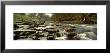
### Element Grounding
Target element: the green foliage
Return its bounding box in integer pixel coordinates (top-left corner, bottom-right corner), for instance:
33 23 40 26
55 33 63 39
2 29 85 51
14 13 97 25
51 13 97 24
14 13 50 25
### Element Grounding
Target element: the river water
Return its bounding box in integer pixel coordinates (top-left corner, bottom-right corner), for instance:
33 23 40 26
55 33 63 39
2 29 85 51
14 24 97 40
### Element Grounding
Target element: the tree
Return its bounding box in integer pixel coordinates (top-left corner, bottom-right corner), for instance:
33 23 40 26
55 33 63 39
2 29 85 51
80 13 97 24
51 13 97 24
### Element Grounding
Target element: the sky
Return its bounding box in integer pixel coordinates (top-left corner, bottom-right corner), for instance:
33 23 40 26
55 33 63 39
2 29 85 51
45 13 53 17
